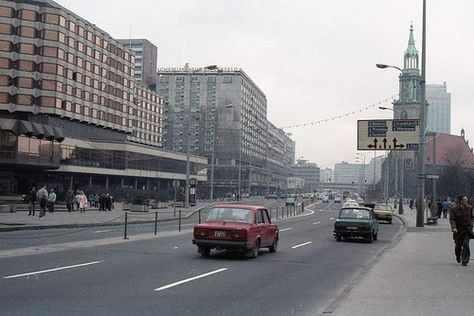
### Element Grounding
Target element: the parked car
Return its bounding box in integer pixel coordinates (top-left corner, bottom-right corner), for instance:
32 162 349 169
285 197 296 206
334 195 342 203
373 203 394 224
241 192 250 198
322 196 329 203
192 205 279 258
333 207 379 242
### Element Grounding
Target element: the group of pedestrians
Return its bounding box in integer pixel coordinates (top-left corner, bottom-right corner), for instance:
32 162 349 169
27 185 57 219
64 189 88 213
27 186 115 216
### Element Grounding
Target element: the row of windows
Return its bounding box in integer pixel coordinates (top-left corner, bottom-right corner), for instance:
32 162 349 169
0 58 134 100
0 92 136 127
0 39 134 78
0 6 133 63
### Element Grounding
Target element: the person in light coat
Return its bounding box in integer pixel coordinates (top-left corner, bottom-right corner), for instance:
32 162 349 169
47 188 57 213
79 191 88 213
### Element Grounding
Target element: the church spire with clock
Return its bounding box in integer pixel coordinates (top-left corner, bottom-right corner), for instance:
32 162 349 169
394 24 422 119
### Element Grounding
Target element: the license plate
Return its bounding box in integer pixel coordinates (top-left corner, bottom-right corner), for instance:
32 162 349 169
346 226 358 230
214 230 226 238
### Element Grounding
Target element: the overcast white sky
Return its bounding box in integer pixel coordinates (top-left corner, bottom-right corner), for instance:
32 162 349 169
59 0 473 168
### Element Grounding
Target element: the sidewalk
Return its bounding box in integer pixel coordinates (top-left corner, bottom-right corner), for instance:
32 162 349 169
0 204 208 232
332 207 474 316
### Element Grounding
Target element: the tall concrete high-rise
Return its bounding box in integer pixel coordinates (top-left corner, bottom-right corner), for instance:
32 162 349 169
291 159 320 193
426 83 451 134
117 39 158 90
156 66 294 197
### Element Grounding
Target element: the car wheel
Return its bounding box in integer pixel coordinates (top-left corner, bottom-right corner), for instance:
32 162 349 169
246 239 260 258
366 233 373 243
198 246 210 257
269 238 278 253
388 219 392 224
373 232 378 241
335 235 342 242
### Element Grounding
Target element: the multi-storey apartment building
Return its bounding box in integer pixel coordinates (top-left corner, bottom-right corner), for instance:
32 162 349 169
0 0 206 196
157 66 294 197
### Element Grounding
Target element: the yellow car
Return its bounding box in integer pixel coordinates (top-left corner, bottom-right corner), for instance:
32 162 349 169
373 204 394 224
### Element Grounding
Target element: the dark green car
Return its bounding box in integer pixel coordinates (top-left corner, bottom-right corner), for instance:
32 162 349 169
333 207 379 242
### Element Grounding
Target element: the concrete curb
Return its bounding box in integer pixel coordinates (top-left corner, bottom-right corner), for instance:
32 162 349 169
323 212 408 314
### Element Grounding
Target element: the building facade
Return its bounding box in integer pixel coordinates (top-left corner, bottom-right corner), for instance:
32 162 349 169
426 83 451 134
117 38 158 90
0 0 206 198
156 66 294 197
291 159 320 193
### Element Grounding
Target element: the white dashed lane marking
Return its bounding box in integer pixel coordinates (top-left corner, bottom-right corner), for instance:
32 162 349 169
280 228 292 232
154 268 228 292
313 222 321 225
4 260 103 279
291 241 313 249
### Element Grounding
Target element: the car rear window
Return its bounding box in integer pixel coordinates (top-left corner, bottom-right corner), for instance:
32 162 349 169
207 208 253 223
375 204 393 211
339 208 370 219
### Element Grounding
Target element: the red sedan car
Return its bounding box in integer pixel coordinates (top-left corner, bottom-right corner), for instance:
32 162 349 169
193 204 279 258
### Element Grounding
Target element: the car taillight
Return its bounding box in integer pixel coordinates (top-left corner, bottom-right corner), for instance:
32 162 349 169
231 229 246 239
194 228 209 237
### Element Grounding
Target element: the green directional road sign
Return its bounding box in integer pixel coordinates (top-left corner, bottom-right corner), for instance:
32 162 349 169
357 119 420 151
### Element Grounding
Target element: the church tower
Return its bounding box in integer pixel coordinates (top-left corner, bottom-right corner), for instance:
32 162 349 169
393 24 422 119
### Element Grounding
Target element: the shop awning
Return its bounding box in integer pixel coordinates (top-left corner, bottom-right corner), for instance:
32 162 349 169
52 126 65 142
0 118 18 133
31 122 45 139
18 120 34 137
43 124 55 141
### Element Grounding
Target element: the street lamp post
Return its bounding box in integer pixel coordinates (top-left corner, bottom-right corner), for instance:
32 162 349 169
417 0 427 227
355 153 366 195
376 64 405 214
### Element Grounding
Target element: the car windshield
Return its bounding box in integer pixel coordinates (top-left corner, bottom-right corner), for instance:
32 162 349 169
375 204 393 211
207 208 253 223
339 208 370 219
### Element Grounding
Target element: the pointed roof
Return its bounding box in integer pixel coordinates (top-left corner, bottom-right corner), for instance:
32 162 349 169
425 133 474 167
405 24 418 57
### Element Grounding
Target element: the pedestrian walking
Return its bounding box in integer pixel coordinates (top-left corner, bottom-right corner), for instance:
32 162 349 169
442 198 451 219
99 193 106 211
28 186 37 216
79 191 88 213
36 185 48 219
65 189 74 212
94 194 99 208
409 199 414 210
74 190 82 211
449 195 474 266
88 193 95 209
47 188 57 213
105 193 113 211
436 199 443 218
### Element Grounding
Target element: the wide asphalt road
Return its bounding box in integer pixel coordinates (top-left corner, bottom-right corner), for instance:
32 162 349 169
0 201 403 316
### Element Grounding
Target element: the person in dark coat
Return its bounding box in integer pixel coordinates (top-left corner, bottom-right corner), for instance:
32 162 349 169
99 193 106 211
28 186 37 216
105 194 112 211
65 189 74 213
449 195 474 266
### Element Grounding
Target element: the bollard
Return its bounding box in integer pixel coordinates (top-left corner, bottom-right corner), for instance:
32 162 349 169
286 206 289 217
270 209 272 221
199 209 201 224
124 212 128 240
154 211 158 235
178 210 182 232
302 202 305 214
